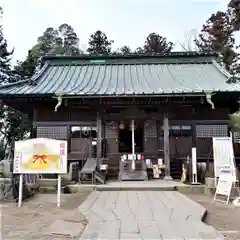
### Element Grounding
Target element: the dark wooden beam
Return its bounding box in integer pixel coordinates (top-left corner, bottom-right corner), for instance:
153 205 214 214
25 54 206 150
163 113 172 180
96 112 102 169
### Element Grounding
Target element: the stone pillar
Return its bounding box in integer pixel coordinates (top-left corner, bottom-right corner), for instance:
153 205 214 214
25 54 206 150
163 114 173 180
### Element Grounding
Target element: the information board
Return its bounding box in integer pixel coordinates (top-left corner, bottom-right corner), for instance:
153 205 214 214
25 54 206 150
14 138 67 174
214 165 235 204
212 137 236 181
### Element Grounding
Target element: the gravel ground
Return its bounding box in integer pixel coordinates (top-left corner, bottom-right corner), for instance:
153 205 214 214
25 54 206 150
1 189 92 240
186 194 240 240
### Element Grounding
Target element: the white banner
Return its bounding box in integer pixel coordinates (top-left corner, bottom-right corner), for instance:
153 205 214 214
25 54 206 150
14 138 67 174
212 137 236 181
192 147 197 175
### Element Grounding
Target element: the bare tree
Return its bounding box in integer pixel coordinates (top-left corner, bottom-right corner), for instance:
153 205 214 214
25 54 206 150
179 29 199 52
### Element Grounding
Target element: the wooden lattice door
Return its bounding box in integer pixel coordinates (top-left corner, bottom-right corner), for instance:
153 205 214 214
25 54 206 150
105 121 119 157
144 120 158 163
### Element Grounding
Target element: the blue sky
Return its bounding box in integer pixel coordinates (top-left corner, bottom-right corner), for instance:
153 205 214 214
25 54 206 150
1 0 239 62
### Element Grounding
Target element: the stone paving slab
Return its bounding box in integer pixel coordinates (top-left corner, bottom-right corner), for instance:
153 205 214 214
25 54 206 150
78 191 225 239
46 219 84 239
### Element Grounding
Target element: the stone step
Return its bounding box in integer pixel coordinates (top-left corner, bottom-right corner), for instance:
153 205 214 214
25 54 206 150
95 186 177 191
118 170 148 181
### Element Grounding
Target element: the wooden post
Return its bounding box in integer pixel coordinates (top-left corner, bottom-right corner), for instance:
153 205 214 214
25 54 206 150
30 109 37 138
189 123 196 182
163 114 172 180
96 112 102 169
131 120 135 170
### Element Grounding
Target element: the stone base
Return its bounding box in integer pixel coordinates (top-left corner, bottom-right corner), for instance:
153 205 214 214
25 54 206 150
163 175 173 181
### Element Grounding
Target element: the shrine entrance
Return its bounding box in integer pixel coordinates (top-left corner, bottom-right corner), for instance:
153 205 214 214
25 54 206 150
118 120 144 154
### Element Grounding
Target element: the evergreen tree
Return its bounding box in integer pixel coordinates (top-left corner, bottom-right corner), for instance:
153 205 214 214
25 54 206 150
195 11 237 71
0 7 15 84
0 7 28 153
112 46 132 55
58 23 81 56
228 0 240 31
143 33 173 53
87 30 113 54
15 23 82 79
134 47 145 54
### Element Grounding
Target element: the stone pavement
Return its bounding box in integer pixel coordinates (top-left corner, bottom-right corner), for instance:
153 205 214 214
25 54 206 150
78 191 225 239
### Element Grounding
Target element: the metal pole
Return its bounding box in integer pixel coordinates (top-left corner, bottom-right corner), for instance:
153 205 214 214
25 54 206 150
57 174 61 208
131 120 135 170
18 174 23 207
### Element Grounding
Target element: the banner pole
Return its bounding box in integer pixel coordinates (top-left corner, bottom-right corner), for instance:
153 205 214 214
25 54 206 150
57 174 61 208
18 174 23 208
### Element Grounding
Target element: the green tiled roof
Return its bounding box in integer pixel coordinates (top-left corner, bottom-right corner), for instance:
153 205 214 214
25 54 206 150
0 52 239 97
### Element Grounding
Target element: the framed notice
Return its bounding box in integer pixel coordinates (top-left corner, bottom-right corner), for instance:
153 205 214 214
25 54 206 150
214 174 233 204
13 138 67 174
212 137 236 181
216 178 232 196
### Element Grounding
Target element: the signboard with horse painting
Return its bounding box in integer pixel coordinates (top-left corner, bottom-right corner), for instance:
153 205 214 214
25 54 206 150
14 138 67 174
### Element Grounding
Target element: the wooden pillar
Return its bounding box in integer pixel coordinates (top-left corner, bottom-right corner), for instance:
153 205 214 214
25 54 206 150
192 123 197 148
131 120 135 170
30 109 37 138
96 112 102 169
163 114 172 180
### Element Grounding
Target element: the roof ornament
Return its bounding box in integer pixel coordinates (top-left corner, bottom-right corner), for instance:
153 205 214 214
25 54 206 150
212 60 240 83
206 92 216 109
54 94 63 112
35 57 43 75
28 56 43 85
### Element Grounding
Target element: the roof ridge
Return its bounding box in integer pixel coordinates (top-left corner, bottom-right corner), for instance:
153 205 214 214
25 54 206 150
0 62 49 89
42 51 218 61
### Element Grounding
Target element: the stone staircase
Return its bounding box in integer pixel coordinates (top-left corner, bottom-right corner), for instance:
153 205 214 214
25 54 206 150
170 158 182 179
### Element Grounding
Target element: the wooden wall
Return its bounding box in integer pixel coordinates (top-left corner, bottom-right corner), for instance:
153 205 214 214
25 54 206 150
32 102 239 165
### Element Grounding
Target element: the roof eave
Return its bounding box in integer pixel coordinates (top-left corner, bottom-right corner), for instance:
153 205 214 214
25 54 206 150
0 90 238 100
0 93 54 99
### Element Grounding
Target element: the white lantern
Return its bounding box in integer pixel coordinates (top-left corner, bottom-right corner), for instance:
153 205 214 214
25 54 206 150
119 121 125 130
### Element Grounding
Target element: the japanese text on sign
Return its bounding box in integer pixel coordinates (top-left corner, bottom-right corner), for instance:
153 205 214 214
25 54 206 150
14 151 22 173
60 142 66 156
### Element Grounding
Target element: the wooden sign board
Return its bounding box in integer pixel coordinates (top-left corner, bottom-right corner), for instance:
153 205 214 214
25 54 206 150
14 138 67 208
214 165 235 204
14 138 67 174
